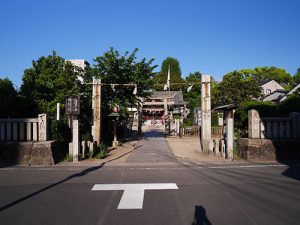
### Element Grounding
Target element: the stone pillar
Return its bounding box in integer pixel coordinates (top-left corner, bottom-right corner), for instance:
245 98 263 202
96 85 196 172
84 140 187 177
7 123 12 141
38 114 48 141
0 123 5 141
20 123 25 141
81 141 86 159
226 118 234 159
201 75 212 154
92 77 101 146
72 118 79 162
248 110 260 138
13 123 18 141
26 122 32 141
56 103 60 121
213 139 220 156
290 112 300 138
137 104 142 135
112 119 119 147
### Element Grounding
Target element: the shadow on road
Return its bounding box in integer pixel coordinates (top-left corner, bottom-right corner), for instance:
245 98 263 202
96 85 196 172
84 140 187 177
280 161 300 182
192 205 212 225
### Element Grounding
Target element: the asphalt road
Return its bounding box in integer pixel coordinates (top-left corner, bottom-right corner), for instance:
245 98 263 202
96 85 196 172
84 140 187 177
1 130 300 225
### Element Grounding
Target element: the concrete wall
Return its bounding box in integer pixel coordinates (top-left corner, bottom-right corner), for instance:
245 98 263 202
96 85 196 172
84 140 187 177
238 138 300 161
0 141 62 166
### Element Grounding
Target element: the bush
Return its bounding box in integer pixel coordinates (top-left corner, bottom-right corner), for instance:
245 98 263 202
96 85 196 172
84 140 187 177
64 153 73 162
94 143 108 159
211 113 219 127
235 100 278 129
50 119 72 146
279 94 300 116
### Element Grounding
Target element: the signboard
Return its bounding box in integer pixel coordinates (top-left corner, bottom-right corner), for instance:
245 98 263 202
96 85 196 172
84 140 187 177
66 95 80 115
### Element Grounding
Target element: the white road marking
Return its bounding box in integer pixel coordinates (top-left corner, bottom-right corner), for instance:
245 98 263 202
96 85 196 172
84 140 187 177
207 164 288 169
92 183 178 209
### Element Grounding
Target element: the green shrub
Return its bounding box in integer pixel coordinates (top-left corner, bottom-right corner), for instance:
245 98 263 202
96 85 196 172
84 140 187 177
95 149 108 159
279 94 300 116
50 119 71 144
211 112 219 127
64 153 73 162
236 100 278 128
95 143 108 159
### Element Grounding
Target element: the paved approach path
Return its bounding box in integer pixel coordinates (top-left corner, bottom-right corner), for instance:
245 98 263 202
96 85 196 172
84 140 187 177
126 127 176 163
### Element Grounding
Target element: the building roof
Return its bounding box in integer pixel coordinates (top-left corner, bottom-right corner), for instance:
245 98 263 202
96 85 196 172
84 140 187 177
214 103 236 111
280 83 300 102
149 91 186 105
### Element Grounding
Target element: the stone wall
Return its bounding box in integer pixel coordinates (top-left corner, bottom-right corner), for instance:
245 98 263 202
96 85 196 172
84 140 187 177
0 141 62 166
238 138 300 161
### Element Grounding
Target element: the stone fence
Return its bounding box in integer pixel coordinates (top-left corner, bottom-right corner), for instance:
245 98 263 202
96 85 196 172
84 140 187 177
0 114 48 142
248 110 300 139
238 110 300 161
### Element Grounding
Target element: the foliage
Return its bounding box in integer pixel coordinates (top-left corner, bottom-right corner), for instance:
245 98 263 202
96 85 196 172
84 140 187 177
50 119 71 144
216 70 261 107
293 68 300 86
152 57 185 91
235 100 278 128
211 113 219 127
93 47 157 115
19 51 94 144
64 153 73 162
279 94 300 116
20 51 81 117
241 67 293 89
0 77 35 118
94 143 108 159
161 57 182 76
0 78 18 118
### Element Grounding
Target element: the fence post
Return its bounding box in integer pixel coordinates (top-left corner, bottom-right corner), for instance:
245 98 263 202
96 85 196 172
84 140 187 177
290 112 300 138
38 114 48 141
248 110 260 138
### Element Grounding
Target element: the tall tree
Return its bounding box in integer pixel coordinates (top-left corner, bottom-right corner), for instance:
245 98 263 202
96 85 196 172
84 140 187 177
0 78 18 118
216 70 261 107
93 47 157 114
293 68 300 86
20 51 81 117
241 67 293 90
152 57 185 90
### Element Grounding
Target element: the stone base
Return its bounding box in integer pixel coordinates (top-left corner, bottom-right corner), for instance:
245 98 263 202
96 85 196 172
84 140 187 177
112 141 119 148
0 141 62 166
238 138 300 161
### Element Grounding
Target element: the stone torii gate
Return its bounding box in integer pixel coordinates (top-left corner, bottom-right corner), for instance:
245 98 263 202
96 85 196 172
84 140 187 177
90 78 137 147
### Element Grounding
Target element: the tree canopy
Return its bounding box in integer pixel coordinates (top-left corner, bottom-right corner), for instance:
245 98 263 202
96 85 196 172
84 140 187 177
215 70 261 107
93 47 157 114
293 68 300 86
20 51 82 117
152 57 185 90
240 67 293 90
0 78 18 118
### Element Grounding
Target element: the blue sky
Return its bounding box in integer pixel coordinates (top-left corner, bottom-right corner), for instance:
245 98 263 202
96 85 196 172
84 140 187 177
1 0 300 88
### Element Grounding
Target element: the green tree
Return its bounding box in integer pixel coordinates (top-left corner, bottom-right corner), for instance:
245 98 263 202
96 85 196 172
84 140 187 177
241 67 293 90
93 47 157 114
293 68 300 86
181 72 202 126
0 78 18 118
152 57 185 90
216 70 261 107
279 94 300 115
183 71 201 109
20 51 81 117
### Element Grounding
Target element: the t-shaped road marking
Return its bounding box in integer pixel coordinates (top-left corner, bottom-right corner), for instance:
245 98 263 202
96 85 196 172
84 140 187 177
92 183 178 209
